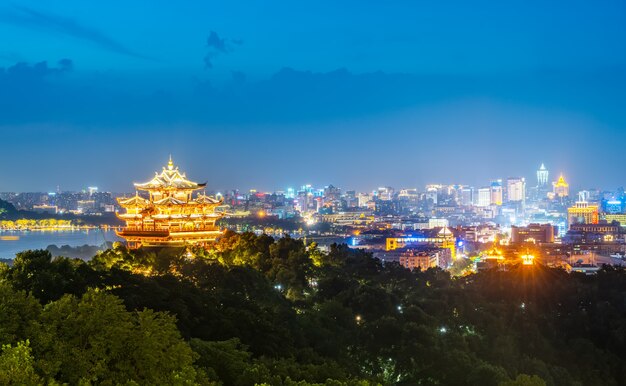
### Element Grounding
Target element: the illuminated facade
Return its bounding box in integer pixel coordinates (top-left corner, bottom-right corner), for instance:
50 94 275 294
567 201 599 228
116 157 224 248
537 163 549 187
553 174 569 198
398 251 440 271
320 212 374 226
604 214 626 227
490 180 503 205
510 223 555 244
477 187 491 207
386 227 456 258
507 177 526 203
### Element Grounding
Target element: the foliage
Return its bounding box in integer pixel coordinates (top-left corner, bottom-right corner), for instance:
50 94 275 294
1 233 625 385
0 340 42 385
500 374 547 386
0 283 204 385
0 199 17 219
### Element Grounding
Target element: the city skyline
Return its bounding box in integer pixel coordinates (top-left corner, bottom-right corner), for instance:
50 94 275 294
0 1 625 191
0 159 613 195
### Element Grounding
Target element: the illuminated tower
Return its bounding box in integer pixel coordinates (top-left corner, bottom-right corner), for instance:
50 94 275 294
477 187 491 207
490 180 503 206
552 174 569 198
567 194 599 228
507 177 526 203
537 163 549 188
116 157 224 248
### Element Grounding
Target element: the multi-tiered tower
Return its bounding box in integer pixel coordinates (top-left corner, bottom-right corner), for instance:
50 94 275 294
116 157 223 248
537 163 549 188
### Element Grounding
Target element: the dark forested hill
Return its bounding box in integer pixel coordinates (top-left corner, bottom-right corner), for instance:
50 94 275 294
0 199 18 218
0 232 624 385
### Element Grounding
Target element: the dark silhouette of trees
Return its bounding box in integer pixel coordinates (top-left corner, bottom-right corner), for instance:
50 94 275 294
1 232 625 385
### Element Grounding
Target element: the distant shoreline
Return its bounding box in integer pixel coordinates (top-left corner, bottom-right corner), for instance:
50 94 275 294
0 225 122 232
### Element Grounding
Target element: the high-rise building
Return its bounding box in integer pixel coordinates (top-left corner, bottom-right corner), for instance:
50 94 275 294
324 185 341 201
537 163 549 187
477 187 491 207
490 180 503 206
507 177 526 202
357 192 372 207
459 187 474 206
398 189 419 200
553 174 569 198
377 187 394 201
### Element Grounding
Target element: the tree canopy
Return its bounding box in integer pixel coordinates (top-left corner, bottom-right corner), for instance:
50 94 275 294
1 232 625 385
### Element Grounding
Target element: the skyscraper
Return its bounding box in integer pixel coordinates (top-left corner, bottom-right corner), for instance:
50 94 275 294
490 180 503 206
507 177 526 202
537 163 549 187
553 174 570 198
459 187 474 206
477 187 491 207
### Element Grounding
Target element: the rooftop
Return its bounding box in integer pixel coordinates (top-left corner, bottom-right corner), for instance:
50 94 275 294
134 157 206 191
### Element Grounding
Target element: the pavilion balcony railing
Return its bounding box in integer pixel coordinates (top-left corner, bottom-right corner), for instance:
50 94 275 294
123 225 220 232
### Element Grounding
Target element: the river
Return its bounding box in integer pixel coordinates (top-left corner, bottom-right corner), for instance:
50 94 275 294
0 230 122 259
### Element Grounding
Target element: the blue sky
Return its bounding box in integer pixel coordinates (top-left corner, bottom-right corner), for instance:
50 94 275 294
0 1 624 192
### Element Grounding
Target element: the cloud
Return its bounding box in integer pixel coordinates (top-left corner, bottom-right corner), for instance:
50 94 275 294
1 57 624 135
204 30 242 69
0 5 148 60
0 59 74 124
1 59 72 81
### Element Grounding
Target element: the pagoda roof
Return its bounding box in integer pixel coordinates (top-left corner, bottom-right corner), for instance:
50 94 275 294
118 194 150 207
135 157 206 191
153 196 187 205
194 194 222 205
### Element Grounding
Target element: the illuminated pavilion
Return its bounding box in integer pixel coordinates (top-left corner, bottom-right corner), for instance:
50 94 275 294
116 157 224 248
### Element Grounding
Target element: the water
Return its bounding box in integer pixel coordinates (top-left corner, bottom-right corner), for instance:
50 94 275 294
0 230 122 259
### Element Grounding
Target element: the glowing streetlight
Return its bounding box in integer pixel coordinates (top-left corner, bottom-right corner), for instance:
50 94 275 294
521 254 535 265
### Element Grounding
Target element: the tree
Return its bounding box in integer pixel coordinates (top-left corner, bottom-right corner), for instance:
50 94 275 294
500 374 547 386
32 289 201 385
0 340 42 385
0 282 41 345
5 250 96 303
465 362 509 386
190 338 259 385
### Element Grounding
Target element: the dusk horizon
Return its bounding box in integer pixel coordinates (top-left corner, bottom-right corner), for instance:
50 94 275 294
1 1 625 192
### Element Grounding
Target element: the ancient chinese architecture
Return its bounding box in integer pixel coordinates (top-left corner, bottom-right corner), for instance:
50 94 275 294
116 157 224 248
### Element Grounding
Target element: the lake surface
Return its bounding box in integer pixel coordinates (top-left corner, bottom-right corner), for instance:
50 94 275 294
0 230 123 259
0 230 352 260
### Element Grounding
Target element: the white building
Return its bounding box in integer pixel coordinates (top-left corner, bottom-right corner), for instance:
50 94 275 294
507 177 526 202
477 187 491 207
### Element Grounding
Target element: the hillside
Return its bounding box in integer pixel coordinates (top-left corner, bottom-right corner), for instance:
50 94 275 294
0 232 624 385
